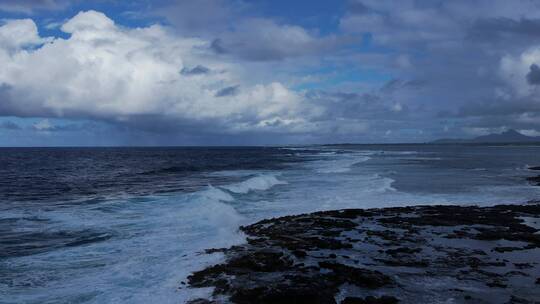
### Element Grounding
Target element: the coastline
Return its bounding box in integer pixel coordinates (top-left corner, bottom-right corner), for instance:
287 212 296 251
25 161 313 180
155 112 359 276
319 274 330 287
186 202 540 304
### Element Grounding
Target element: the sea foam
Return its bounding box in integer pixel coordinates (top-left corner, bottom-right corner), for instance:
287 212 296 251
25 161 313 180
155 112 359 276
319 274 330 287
221 174 287 194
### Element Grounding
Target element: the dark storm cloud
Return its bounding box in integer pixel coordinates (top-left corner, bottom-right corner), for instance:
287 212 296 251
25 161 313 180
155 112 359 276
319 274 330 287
453 99 540 118
102 114 317 146
527 64 540 85
215 85 239 97
0 84 73 118
337 0 540 137
0 121 21 130
0 84 25 117
158 1 350 62
210 39 227 54
345 0 370 15
306 84 413 122
469 17 540 42
210 21 350 61
155 0 240 35
180 65 211 76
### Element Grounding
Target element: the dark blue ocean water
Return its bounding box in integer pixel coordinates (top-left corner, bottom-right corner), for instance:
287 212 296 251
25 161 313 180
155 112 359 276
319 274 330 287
1 145 539 303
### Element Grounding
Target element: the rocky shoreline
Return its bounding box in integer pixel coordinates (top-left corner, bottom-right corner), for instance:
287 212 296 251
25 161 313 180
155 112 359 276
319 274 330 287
186 202 540 304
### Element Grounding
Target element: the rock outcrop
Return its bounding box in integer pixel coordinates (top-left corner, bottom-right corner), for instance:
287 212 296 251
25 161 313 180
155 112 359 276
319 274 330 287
186 203 540 304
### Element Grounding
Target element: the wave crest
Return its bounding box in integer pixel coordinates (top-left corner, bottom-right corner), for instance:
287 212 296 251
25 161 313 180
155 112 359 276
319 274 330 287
221 174 287 194
197 185 235 202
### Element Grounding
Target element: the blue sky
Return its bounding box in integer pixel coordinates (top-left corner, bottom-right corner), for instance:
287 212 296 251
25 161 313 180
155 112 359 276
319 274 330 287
1 0 540 146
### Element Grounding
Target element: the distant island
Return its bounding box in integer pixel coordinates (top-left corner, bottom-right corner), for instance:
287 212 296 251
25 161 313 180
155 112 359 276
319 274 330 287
431 129 540 144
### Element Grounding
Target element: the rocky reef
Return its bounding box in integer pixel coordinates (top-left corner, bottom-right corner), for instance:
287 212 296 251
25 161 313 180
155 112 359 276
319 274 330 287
528 166 540 186
186 203 540 304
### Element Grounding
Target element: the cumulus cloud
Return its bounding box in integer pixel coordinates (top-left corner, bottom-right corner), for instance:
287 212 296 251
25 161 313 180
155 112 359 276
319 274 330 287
0 10 317 135
3 1 540 143
0 19 49 51
500 46 540 96
456 46 540 132
332 0 540 137
211 18 348 61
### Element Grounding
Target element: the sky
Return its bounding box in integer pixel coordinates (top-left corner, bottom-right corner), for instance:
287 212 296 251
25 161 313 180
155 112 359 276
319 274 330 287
1 0 540 146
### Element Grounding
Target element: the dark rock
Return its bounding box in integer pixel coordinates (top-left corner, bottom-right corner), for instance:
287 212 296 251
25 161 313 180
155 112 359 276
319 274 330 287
385 247 422 255
187 299 215 304
292 250 307 258
514 263 533 269
508 295 530 303
526 175 540 186
187 203 540 303
204 248 227 254
227 251 293 272
341 296 399 304
318 261 393 288
504 271 528 277
229 285 338 304
486 280 507 288
493 246 524 253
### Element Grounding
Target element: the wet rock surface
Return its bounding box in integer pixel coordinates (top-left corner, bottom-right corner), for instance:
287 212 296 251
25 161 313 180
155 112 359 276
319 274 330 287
187 203 540 304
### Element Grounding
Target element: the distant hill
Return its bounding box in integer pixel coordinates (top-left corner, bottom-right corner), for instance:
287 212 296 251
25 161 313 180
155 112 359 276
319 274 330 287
431 129 540 144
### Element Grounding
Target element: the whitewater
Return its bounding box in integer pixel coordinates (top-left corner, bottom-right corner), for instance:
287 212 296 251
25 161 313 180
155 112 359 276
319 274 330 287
1 145 540 303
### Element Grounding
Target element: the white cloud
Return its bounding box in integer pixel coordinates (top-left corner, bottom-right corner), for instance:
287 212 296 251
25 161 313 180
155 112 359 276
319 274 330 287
0 19 49 50
0 11 318 133
519 129 540 137
33 119 53 130
500 47 540 97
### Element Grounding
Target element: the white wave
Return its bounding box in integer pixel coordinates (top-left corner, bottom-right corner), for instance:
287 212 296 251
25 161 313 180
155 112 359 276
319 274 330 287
311 155 371 174
2 185 247 304
373 176 397 192
316 151 338 156
389 151 419 155
279 147 319 151
404 157 442 160
197 185 235 202
221 174 287 194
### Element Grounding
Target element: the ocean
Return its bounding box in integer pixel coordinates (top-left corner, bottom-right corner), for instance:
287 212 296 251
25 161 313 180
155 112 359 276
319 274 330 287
1 144 540 303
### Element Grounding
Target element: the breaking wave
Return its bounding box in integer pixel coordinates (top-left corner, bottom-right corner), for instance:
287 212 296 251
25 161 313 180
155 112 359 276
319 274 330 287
221 174 287 194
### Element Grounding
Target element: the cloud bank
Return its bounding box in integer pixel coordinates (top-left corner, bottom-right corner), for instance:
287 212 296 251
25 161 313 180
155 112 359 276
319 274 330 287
1 1 540 145
0 11 327 139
